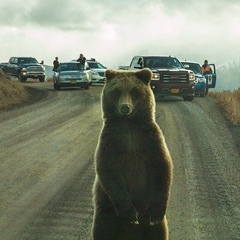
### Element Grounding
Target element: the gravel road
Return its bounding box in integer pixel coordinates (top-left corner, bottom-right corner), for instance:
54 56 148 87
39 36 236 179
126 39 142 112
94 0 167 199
0 82 239 240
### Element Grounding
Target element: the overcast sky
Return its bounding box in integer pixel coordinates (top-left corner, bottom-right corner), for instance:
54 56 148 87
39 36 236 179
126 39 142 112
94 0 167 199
1 0 240 68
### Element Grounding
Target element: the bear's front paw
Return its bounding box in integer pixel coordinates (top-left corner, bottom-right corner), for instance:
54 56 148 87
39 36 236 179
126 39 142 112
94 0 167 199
115 204 139 224
148 205 165 226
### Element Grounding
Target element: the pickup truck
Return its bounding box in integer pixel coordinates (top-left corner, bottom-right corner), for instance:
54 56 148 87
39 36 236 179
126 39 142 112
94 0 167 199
122 55 196 101
1 57 46 82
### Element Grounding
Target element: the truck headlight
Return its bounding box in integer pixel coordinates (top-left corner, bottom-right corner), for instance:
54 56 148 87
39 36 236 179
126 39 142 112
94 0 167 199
151 72 160 80
21 68 27 72
189 73 195 81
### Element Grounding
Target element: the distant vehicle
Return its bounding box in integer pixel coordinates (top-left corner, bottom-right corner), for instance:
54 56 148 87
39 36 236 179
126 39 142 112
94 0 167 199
1 57 46 82
123 55 196 101
181 60 207 97
0 62 8 70
53 62 91 90
86 58 107 84
118 65 129 70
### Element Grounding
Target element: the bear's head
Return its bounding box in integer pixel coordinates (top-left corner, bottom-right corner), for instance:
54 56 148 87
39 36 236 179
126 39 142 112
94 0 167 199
101 68 155 121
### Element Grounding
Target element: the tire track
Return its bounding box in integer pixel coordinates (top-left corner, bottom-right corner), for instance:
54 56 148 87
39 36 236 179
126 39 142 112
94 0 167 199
17 159 95 240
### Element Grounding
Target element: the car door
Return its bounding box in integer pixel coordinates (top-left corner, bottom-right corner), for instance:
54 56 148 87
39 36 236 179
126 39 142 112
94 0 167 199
85 62 92 83
205 64 217 88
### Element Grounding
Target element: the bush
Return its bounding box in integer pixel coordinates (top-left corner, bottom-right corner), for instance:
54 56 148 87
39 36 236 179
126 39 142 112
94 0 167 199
209 88 240 125
0 69 29 109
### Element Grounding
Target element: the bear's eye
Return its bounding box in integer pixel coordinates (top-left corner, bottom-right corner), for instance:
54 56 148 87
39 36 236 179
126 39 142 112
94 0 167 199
130 88 139 97
109 89 121 99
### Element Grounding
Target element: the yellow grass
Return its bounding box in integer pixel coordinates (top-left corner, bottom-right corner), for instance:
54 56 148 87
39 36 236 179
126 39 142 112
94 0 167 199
0 69 29 109
46 77 53 82
209 89 240 125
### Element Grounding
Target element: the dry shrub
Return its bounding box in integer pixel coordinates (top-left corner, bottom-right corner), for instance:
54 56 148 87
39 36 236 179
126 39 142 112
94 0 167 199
46 77 53 82
0 69 29 109
209 88 240 125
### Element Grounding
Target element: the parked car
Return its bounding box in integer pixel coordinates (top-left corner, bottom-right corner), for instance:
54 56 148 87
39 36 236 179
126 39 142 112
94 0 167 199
124 55 196 101
53 62 91 90
181 60 207 97
86 58 107 84
1 57 45 82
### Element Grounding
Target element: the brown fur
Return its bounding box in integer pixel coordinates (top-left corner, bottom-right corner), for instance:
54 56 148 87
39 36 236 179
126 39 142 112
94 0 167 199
92 68 173 240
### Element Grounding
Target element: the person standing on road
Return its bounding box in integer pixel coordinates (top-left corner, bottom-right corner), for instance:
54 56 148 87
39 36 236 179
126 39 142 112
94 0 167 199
201 60 212 74
53 57 60 72
77 54 86 69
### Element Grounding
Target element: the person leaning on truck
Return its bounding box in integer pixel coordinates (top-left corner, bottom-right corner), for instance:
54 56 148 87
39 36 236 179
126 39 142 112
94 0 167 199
77 54 86 67
53 57 60 72
201 60 212 74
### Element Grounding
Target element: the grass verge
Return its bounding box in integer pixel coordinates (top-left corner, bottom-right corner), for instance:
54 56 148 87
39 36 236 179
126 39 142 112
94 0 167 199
209 88 240 125
0 69 29 109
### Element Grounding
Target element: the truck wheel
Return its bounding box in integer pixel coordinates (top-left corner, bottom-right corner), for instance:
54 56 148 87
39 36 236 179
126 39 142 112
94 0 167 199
18 72 26 82
39 76 45 82
200 91 206 98
54 83 61 90
183 96 194 102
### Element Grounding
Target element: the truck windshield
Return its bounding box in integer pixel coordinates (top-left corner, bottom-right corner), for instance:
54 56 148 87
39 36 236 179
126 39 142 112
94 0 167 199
18 58 38 64
144 57 183 69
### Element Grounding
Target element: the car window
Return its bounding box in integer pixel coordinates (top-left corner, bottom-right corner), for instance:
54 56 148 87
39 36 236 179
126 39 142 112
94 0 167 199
88 62 105 69
59 63 83 71
18 58 38 64
183 63 202 74
172 58 183 68
130 57 142 68
144 57 183 69
29 58 38 63
9 57 14 64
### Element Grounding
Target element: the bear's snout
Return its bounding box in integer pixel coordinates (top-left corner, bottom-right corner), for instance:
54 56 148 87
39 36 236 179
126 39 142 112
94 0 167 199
119 104 132 115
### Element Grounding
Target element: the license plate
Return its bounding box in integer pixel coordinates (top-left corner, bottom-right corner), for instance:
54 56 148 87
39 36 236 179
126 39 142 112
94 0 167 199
171 89 179 93
34 75 38 77
71 80 77 84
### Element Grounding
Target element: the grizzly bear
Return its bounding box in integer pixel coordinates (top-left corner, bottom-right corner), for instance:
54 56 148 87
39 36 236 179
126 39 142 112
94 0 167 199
92 68 173 240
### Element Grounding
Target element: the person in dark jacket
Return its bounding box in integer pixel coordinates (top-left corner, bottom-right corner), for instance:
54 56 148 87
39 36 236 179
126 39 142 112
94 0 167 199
77 54 86 68
53 57 60 72
201 60 212 74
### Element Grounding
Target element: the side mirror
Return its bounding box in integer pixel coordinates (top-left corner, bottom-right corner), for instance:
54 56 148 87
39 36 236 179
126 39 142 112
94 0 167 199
40 61 44 64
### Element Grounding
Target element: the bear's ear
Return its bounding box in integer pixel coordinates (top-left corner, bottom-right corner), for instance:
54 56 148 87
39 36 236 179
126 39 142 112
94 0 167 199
105 70 116 81
135 68 152 84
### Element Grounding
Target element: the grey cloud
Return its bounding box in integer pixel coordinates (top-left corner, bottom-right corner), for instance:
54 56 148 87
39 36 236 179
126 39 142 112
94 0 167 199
0 0 107 31
0 2 30 26
24 1 91 31
1 0 239 29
